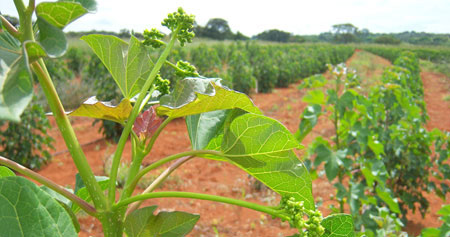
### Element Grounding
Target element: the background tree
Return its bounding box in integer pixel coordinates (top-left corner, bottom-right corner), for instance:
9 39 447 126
255 29 292 42
332 23 358 43
203 18 233 40
374 35 401 45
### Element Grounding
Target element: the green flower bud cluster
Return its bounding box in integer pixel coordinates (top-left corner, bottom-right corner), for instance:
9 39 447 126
143 28 165 48
280 197 325 237
176 60 199 78
162 7 195 46
154 74 170 95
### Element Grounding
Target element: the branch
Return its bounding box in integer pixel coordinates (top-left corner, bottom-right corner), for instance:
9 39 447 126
0 156 97 216
0 15 20 38
126 156 193 215
115 191 288 220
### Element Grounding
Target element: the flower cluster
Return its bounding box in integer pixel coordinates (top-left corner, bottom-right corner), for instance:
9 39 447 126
280 197 325 237
175 60 199 78
154 74 170 95
162 7 195 46
143 28 165 48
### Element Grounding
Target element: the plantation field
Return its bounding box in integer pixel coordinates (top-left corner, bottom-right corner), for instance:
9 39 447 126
34 50 450 236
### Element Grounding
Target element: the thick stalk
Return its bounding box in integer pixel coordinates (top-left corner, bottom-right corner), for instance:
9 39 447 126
0 156 97 216
31 61 107 210
126 156 193 215
115 191 288 220
107 27 181 205
14 0 34 42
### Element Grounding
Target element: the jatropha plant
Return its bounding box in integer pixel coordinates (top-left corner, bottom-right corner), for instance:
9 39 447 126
0 1 354 236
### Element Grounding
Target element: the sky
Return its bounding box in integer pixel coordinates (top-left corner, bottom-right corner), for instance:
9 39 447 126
2 0 450 36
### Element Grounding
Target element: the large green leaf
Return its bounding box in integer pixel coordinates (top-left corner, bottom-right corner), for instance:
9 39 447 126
0 166 15 178
124 206 199 237
186 110 229 150
67 96 132 124
64 0 97 12
0 53 33 122
0 176 77 236
36 2 87 29
321 214 355 237
205 113 314 210
37 17 68 57
81 35 153 99
158 78 261 118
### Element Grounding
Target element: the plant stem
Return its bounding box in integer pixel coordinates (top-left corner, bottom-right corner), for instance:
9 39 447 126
14 0 34 42
107 26 182 205
115 191 288 220
121 150 222 200
31 61 107 210
126 156 193 216
0 15 20 38
0 156 97 216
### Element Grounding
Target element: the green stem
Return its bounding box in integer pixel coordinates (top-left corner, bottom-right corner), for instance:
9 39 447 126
122 150 222 199
126 156 193 215
14 0 34 42
0 15 20 38
31 61 107 210
107 26 182 205
115 191 288 220
0 156 97 216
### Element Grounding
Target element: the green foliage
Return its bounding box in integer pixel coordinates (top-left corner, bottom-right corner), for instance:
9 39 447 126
298 52 449 235
0 103 54 169
374 35 401 45
124 206 199 237
0 4 358 237
0 176 77 236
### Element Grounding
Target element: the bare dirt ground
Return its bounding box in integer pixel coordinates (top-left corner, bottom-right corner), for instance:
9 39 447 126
36 51 450 236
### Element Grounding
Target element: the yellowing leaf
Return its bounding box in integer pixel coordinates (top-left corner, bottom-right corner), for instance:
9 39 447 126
67 97 132 124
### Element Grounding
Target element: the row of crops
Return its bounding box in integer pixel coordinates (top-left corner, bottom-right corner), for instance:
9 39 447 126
297 51 449 236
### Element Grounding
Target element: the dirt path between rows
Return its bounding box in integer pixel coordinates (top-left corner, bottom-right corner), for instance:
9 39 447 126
36 51 450 236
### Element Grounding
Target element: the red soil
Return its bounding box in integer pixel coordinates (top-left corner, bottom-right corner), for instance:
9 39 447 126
35 51 450 236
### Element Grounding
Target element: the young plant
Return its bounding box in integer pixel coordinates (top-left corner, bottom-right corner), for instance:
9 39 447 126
0 1 355 236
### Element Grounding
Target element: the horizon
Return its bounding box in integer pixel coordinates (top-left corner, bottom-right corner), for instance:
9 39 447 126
2 0 450 36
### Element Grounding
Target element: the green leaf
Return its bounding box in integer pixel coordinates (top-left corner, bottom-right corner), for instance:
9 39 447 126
72 174 109 213
437 205 450 216
206 113 314 210
314 145 346 181
186 110 229 150
321 214 355 237
302 89 326 105
64 0 97 12
375 187 400 214
81 35 153 99
37 17 68 57
40 186 80 233
0 51 33 122
67 97 132 124
36 2 87 29
0 29 21 65
0 176 77 236
124 206 200 237
24 41 47 61
158 78 261 118
0 166 15 177
295 104 322 142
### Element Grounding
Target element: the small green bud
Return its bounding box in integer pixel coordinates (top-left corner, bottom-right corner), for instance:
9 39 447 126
143 28 165 48
154 74 170 95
